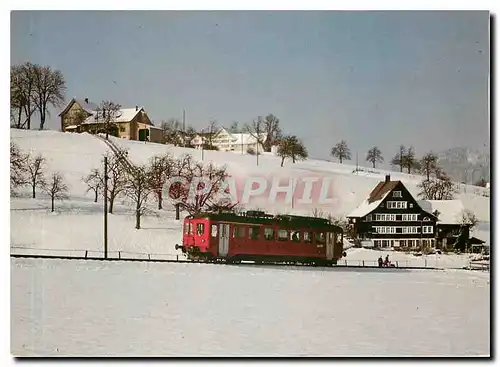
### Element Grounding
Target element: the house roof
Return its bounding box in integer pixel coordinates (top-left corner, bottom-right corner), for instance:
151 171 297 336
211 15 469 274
347 179 402 218
367 181 401 203
81 107 148 125
417 200 465 225
58 98 99 116
232 133 267 145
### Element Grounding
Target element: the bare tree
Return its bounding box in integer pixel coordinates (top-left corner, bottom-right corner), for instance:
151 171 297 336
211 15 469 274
331 140 351 164
124 165 153 229
32 65 66 130
148 154 175 210
160 119 183 146
166 154 233 215
459 209 478 232
277 135 308 166
391 145 406 172
202 120 220 149
43 172 69 212
103 151 128 213
417 171 458 200
26 154 46 198
229 121 241 133
402 146 420 174
84 168 103 203
419 152 439 181
10 141 28 190
245 117 266 162
366 146 384 168
262 114 282 152
11 62 37 130
98 100 122 139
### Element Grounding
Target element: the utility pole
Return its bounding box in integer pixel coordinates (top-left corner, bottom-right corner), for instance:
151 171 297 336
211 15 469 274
104 109 109 141
356 151 359 173
182 109 186 147
104 156 108 259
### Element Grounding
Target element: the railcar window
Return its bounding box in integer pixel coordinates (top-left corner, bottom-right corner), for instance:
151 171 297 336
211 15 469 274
189 223 193 235
290 231 300 242
278 229 288 241
316 232 326 244
249 226 260 240
211 224 218 237
233 226 245 238
196 223 205 235
184 223 189 234
264 228 274 240
303 231 312 243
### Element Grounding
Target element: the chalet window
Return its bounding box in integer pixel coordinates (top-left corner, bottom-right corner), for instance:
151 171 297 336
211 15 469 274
303 231 313 243
380 227 386 234
196 223 205 235
211 225 218 237
393 191 402 198
290 231 300 242
402 214 407 221
396 227 403 234
408 240 414 247
264 227 275 240
120 126 126 132
423 217 430 222
316 232 326 244
278 229 288 241
409 204 413 208
389 214 396 221
380 214 386 221
249 226 260 240
366 214 372 222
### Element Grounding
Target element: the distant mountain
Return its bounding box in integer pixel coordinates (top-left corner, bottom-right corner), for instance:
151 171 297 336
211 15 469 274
436 147 490 184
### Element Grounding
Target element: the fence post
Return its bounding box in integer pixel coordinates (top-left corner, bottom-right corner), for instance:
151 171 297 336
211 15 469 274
176 255 179 261
425 258 427 268
119 251 121 259
362 260 365 267
148 253 151 260
396 261 399 268
344 259 347 266
85 250 88 259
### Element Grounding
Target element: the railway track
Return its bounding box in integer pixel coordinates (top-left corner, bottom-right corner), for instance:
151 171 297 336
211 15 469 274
10 253 450 271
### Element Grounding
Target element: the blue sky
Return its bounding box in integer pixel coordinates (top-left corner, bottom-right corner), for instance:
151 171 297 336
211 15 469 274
10 11 489 164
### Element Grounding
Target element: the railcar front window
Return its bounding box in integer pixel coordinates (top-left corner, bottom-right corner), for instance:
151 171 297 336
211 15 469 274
303 231 312 243
211 224 218 237
316 232 326 244
278 229 288 241
196 223 205 235
184 223 189 234
264 227 274 240
189 223 193 234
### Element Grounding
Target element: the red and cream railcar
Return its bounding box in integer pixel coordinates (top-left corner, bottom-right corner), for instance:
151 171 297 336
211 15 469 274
176 211 345 265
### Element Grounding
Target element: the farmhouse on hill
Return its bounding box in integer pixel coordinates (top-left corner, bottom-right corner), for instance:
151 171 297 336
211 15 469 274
347 175 472 251
59 97 163 143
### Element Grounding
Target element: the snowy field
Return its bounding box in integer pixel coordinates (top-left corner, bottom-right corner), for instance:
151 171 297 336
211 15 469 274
11 258 490 357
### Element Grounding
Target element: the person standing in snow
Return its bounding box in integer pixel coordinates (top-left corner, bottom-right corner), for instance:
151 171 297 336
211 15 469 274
378 256 383 267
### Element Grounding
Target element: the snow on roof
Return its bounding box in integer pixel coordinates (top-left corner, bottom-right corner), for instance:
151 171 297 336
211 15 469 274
347 198 384 218
81 107 145 125
417 200 465 225
75 99 99 113
232 133 266 145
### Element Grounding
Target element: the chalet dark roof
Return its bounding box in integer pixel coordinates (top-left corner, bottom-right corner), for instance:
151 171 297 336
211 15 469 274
367 181 401 203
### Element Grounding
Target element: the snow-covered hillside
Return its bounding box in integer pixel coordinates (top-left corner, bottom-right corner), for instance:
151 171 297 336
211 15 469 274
10 129 490 258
